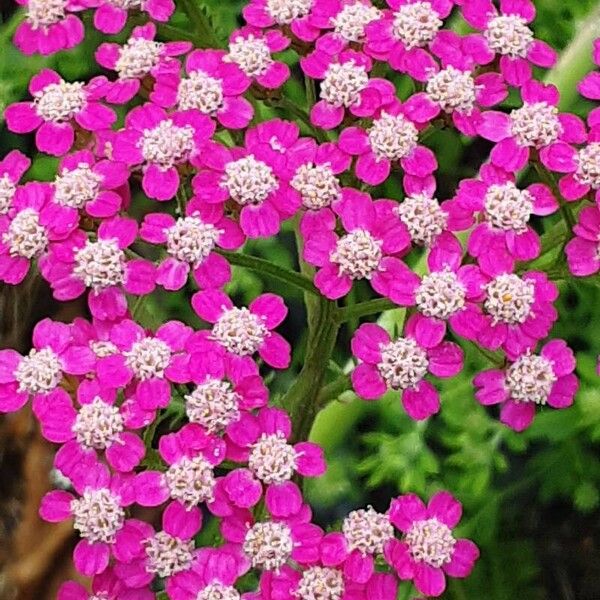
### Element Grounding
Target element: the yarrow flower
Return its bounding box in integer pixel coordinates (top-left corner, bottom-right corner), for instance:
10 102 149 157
0 150 31 215
189 290 291 379
13 0 84 55
302 190 413 300
566 205 600 276
474 340 578 431
5 69 116 156
57 566 154 600
385 491 479 597
351 317 464 420
460 0 557 86
85 0 175 35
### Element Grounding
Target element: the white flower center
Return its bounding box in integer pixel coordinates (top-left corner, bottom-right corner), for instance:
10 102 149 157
74 239 125 291
166 216 221 267
342 507 394 555
54 164 103 209
124 337 172 381
505 353 556 404
331 2 382 42
416 269 466 320
115 37 163 80
221 155 278 206
26 0 66 28
510 102 562 149
4 208 48 259
377 337 429 390
330 229 382 279
396 193 447 247
106 0 142 8
144 531 194 577
197 584 241 600
34 81 86 122
406 517 456 568
266 0 313 24
484 274 535 325
392 1 442 50
249 432 298 484
177 71 225 114
73 397 124 450
426 66 477 114
575 142 600 189
320 61 369 108
0 175 16 215
225 35 273 78
90 340 119 358
294 567 345 600
185 379 241 433
483 182 533 233
243 521 294 571
368 112 419 161
71 488 124 544
484 14 533 58
139 120 195 169
15 347 62 394
211 307 269 356
165 454 216 507
291 163 341 210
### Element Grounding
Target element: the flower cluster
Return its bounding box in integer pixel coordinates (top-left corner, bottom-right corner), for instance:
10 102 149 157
4 0 599 596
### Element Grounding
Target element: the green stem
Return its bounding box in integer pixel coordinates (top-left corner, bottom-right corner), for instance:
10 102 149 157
281 298 340 443
316 372 352 406
216 250 319 296
178 0 222 48
335 297 397 322
533 161 576 231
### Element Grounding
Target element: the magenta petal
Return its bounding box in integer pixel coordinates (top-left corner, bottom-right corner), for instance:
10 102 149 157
39 490 73 522
388 493 427 532
547 374 578 409
427 491 462 527
444 539 480 577
500 399 535 432
402 380 440 421
351 323 388 364
414 563 446 597
249 293 288 328
142 165 179 201
135 471 169 506
163 500 202 539
259 332 291 369
295 442 326 476
427 342 464 377
266 481 302 517
106 432 145 471
36 122 74 156
73 540 110 576
351 363 386 400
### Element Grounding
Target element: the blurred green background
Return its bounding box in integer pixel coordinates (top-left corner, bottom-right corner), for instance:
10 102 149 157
3 0 600 598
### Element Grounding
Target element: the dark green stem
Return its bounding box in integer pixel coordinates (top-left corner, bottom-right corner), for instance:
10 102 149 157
335 297 397 322
316 372 352 406
216 250 319 296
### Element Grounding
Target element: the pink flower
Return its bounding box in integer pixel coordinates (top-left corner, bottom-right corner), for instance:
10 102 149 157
0 318 94 413
301 48 396 130
141 203 244 291
474 339 578 431
39 462 136 576
85 0 175 35
112 502 203 596
189 290 291 379
477 80 586 172
364 0 453 80
224 27 291 89
319 507 395 584
35 378 145 476
477 270 558 360
152 48 254 129
39 216 156 320
95 23 191 104
95 319 192 410
398 232 488 343
459 0 556 86
4 69 115 156
210 407 326 518
450 163 558 274
191 132 300 238
0 182 78 285
243 0 318 40
565 205 600 276
578 39 600 101
220 507 323 573
384 491 479 597
135 422 225 512
402 66 507 136
13 0 84 55
351 317 464 419
338 102 437 186
302 189 412 300
539 132 600 203
58 566 154 600
0 150 31 215
52 150 130 218
113 103 215 201
303 0 383 49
